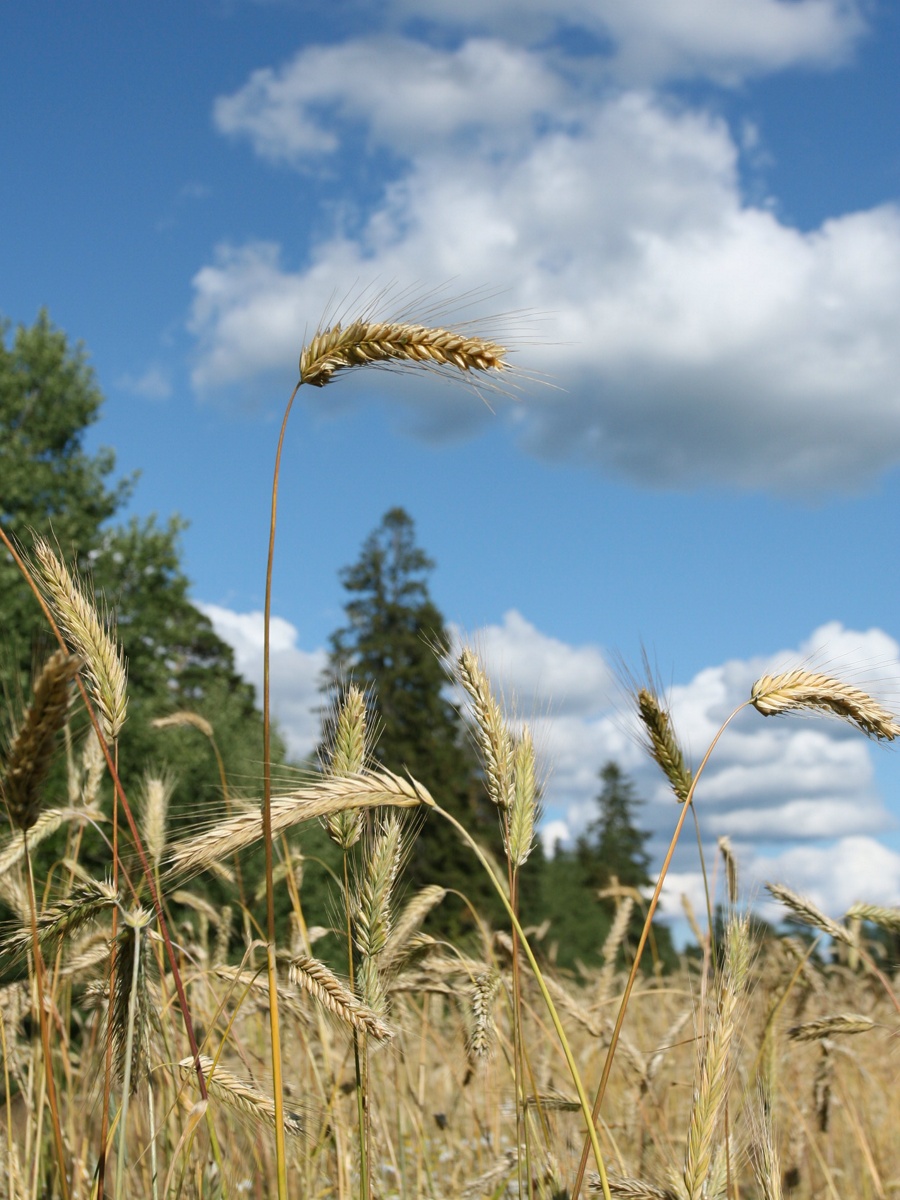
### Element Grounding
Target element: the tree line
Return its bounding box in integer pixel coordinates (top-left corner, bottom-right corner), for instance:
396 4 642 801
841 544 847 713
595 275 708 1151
0 311 673 972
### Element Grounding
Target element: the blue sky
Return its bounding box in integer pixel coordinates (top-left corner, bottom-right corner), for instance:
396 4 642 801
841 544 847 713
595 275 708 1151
5 0 900 923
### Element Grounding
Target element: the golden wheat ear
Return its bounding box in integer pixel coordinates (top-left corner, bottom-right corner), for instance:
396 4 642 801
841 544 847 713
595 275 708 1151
750 669 900 740
299 319 509 388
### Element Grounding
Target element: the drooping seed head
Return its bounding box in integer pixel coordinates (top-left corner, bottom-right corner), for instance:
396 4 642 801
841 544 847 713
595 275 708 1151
300 320 509 388
750 670 900 740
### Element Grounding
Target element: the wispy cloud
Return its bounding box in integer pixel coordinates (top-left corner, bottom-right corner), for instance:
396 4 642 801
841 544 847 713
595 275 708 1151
117 365 173 400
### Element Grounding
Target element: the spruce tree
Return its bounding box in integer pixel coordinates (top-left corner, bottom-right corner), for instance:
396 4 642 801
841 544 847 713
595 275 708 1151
324 508 501 931
577 761 651 893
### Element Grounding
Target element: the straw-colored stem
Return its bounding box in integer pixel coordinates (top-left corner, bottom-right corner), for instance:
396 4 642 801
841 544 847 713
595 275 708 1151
432 803 611 1199
261 381 300 1200
22 835 71 1200
0 522 208 1109
571 701 748 1200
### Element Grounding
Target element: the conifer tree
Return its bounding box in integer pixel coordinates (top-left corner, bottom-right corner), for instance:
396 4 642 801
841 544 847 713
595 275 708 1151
324 508 501 930
0 311 282 858
577 761 651 893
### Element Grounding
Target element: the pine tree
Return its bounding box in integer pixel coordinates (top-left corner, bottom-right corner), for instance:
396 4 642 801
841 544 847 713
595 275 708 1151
577 761 651 893
323 508 501 931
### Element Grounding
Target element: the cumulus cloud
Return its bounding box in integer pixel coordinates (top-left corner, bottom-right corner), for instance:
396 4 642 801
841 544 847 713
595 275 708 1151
452 612 899 861
203 599 899 915
751 837 900 918
199 603 327 760
214 38 566 163
193 34 900 494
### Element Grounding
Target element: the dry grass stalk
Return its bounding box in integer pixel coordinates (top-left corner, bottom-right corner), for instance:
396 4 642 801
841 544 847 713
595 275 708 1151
382 884 447 970
110 906 153 1092
213 965 311 1026
354 814 403 1015
682 915 752 1199
590 1176 678 1199
79 726 106 806
141 772 175 869
637 689 693 803
60 932 112 978
323 684 367 849
645 1009 693 1086
299 319 509 388
288 954 393 1043
466 970 500 1064
213 905 233 965
32 536 127 740
748 1085 784 1200
457 648 514 810
253 851 304 902
354 815 403 961
0 805 100 877
525 1090 582 1112
151 711 214 739
170 890 223 926
787 1013 874 1041
508 727 539 867
2 650 80 831
179 1055 306 1138
845 901 900 934
813 1041 833 1132
168 767 432 875
462 1148 519 1198
596 896 635 1005
766 883 857 947
4 878 119 957
750 669 900 740
718 836 738 904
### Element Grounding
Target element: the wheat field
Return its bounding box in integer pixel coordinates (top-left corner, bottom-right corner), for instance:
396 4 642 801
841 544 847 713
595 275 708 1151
2 312 899 1199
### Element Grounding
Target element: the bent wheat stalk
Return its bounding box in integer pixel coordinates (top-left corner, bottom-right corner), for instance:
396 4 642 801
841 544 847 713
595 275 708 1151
259 306 511 1198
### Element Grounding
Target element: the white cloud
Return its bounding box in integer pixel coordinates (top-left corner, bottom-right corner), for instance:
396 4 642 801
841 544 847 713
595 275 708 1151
203 599 900 915
459 609 617 717
199 603 327 760
750 837 900 917
214 38 565 163
467 616 899 864
383 0 865 84
194 45 900 494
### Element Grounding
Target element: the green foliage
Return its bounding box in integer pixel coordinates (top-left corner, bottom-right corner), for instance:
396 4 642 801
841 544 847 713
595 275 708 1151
0 311 283 884
323 508 503 932
531 763 675 973
576 761 651 893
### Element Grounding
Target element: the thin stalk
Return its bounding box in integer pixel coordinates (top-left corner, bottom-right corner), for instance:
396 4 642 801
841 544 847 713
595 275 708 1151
507 867 530 1200
432 804 612 1199
0 524 208 1102
97 742 119 1200
570 703 747 1200
22 835 70 1200
343 852 369 1200
114 917 144 1200
262 381 302 1200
